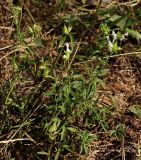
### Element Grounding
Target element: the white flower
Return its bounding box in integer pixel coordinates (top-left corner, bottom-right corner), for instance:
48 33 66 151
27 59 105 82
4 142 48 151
125 32 128 36
65 42 71 54
63 42 72 61
106 36 113 52
112 30 117 43
121 32 128 41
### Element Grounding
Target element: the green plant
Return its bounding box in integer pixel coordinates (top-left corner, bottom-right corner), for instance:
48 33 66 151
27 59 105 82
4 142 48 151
1 1 140 159
58 24 74 68
100 23 128 54
80 130 97 154
129 105 141 119
28 24 42 38
39 58 50 78
11 5 23 42
111 124 125 139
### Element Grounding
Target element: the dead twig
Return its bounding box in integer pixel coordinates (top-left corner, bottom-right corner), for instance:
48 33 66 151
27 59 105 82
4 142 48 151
104 51 141 58
0 138 31 144
68 37 82 69
0 26 15 31
0 44 14 51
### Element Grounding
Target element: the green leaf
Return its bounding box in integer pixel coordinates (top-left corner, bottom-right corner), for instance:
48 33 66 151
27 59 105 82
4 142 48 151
100 23 110 36
43 69 49 78
67 127 77 132
28 26 34 34
126 28 141 41
63 25 68 34
49 118 61 133
68 25 72 33
80 130 97 154
129 105 141 119
13 6 22 12
55 149 61 160
109 14 129 30
69 34 74 49
58 105 66 114
49 123 58 133
62 145 73 152
61 124 66 141
59 35 66 48
33 24 41 35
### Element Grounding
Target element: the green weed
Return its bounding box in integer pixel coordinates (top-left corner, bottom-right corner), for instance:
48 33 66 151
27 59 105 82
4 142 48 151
0 0 140 159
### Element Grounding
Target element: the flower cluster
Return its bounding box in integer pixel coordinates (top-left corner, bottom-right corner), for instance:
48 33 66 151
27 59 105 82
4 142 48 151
106 31 128 53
